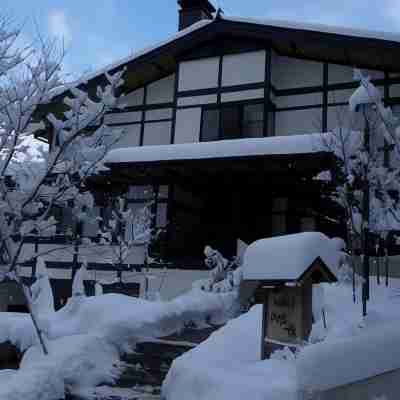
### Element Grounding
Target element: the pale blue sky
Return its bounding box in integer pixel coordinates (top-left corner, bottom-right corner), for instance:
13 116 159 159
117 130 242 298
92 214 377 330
3 0 400 80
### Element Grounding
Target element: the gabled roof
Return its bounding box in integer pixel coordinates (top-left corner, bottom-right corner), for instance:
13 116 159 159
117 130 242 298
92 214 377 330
47 14 400 107
242 232 339 284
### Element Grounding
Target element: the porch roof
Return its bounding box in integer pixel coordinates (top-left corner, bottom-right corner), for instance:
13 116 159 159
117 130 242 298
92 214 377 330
105 133 329 165
90 134 335 190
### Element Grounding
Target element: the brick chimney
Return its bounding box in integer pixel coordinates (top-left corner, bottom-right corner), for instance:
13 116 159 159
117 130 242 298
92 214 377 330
178 0 216 31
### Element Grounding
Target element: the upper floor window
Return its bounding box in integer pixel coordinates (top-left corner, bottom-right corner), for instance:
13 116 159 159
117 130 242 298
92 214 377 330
200 102 265 142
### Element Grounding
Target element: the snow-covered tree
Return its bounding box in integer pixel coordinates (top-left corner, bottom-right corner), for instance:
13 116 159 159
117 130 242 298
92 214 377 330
0 16 127 353
195 246 242 293
322 69 400 315
96 195 165 299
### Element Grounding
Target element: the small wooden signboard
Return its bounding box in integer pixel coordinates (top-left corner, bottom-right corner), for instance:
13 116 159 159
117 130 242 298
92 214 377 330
261 281 312 358
240 233 338 360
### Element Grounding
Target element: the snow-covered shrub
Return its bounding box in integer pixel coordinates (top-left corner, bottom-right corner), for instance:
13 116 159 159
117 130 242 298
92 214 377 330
194 246 242 293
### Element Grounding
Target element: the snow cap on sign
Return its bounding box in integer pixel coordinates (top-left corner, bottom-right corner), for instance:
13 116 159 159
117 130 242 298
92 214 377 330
242 232 340 282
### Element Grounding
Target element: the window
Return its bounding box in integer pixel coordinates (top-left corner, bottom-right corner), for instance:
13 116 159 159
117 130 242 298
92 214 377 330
221 106 241 140
201 102 265 142
243 104 264 138
201 109 220 142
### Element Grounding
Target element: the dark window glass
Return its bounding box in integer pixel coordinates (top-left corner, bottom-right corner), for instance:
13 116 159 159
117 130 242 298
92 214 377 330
269 109 276 137
201 109 220 141
243 104 264 138
221 106 241 140
200 102 266 141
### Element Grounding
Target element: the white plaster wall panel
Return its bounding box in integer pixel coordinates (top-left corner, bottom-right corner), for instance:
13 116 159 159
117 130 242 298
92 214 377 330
390 83 400 98
146 75 175 105
329 85 383 104
145 108 173 121
328 89 354 104
275 92 322 109
174 108 201 144
221 50 266 87
327 105 364 132
272 54 322 89
270 49 279 88
119 88 144 107
178 57 219 91
275 108 322 136
328 63 354 84
362 69 384 80
112 124 141 149
143 121 172 146
104 111 142 125
221 88 264 103
177 94 217 106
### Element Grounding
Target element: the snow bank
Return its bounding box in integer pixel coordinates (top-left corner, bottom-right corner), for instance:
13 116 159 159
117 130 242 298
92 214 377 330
0 288 237 399
0 334 121 400
0 313 36 351
242 232 341 281
45 289 236 352
0 288 237 353
105 134 329 164
298 320 400 392
299 279 400 391
162 305 298 400
163 279 400 400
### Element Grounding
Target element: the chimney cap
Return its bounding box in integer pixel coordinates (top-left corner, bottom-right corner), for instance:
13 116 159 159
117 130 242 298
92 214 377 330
178 0 216 14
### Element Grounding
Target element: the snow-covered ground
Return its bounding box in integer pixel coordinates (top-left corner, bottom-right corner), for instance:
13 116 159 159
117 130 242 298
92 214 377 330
0 288 237 399
162 278 400 400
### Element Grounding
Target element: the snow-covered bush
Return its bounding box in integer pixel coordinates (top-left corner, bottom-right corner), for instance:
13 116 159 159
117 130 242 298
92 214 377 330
194 246 242 293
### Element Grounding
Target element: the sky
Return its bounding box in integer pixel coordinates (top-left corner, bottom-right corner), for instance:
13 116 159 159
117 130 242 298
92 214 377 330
3 0 400 80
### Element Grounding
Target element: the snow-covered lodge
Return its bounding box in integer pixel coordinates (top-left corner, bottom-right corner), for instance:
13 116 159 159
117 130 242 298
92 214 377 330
25 0 400 301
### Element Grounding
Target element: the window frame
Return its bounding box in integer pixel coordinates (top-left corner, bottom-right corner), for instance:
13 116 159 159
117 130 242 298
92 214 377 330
199 99 273 142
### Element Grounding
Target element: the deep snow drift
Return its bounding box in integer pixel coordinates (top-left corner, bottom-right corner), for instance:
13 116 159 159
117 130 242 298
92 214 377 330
162 278 400 400
0 289 237 399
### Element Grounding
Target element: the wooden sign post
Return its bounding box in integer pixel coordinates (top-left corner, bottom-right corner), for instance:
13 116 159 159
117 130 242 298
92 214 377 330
240 233 338 360
261 281 312 358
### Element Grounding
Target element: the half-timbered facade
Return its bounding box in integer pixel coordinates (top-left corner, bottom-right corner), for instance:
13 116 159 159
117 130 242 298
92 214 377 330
25 0 400 301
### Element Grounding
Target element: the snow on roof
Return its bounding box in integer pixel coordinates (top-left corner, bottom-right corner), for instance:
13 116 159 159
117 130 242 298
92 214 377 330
223 15 400 43
242 232 340 282
106 133 329 164
50 19 213 99
51 14 400 102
